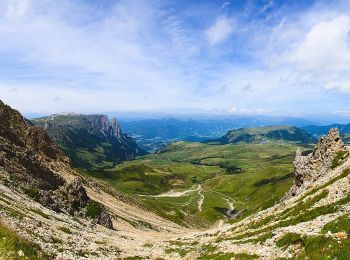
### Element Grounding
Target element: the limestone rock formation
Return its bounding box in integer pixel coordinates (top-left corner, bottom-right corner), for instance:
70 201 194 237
32 113 145 168
0 100 113 228
283 128 349 200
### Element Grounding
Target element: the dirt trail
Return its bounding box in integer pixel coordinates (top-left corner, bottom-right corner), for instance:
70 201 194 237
197 186 204 211
223 196 235 210
139 184 201 198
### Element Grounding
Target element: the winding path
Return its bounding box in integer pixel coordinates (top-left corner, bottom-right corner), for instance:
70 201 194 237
197 186 204 211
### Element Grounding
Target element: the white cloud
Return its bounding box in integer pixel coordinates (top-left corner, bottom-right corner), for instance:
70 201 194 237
0 0 207 113
289 15 350 71
1 0 350 116
205 16 235 45
333 110 350 116
229 107 273 115
325 81 350 92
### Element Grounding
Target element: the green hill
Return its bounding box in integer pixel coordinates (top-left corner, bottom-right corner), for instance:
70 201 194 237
207 125 316 145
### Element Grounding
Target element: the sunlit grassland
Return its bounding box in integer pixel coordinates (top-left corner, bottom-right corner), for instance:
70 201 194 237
79 141 306 225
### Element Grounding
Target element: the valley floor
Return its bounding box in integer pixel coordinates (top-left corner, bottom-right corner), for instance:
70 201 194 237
2 152 350 259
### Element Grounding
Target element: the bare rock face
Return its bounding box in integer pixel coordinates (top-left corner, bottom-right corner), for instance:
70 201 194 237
283 128 348 200
0 100 66 190
62 177 90 214
32 113 143 168
97 206 114 229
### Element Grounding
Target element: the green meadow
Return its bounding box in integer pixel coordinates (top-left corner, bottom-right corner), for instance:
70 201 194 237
79 141 307 226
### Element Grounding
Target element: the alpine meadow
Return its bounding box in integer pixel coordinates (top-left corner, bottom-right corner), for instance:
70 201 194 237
2 1 350 259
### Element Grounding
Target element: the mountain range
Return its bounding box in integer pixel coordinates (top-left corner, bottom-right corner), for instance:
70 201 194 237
302 123 350 135
120 117 316 152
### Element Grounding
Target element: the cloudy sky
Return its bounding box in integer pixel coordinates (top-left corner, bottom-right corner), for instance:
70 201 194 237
1 0 350 117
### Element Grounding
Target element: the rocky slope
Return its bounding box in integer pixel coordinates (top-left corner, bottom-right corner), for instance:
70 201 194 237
0 100 112 228
32 113 145 169
0 101 189 259
207 125 316 145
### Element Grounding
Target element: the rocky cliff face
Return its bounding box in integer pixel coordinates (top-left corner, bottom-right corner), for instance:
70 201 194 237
33 113 145 168
283 128 349 200
0 100 113 228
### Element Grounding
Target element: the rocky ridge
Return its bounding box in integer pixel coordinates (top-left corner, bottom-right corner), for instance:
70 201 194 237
283 128 349 200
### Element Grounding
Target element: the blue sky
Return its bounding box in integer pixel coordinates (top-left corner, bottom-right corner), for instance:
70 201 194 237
1 0 350 118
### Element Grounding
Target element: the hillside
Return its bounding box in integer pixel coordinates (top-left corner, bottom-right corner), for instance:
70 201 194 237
165 128 350 259
32 114 145 169
207 126 316 145
0 101 190 259
2 99 350 259
81 141 301 226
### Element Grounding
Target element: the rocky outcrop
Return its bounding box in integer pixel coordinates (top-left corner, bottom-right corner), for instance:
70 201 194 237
282 128 349 200
62 177 90 214
0 100 113 229
97 206 114 229
32 114 144 168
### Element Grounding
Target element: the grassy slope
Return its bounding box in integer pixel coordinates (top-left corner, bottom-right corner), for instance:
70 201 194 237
0 222 49 260
211 125 316 145
79 141 304 225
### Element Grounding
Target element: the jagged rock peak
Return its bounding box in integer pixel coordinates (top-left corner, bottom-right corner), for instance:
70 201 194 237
311 128 344 162
81 115 123 138
282 128 348 200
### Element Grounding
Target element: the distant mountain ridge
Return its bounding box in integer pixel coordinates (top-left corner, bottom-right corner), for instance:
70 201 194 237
206 126 317 145
32 114 144 169
302 123 350 136
302 123 350 144
120 117 315 152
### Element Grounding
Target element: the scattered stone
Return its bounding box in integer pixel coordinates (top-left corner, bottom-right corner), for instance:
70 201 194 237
17 250 24 257
334 232 348 240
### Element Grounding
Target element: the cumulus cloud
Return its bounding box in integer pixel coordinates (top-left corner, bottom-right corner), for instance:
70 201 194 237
0 0 206 113
289 15 350 70
205 16 235 45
